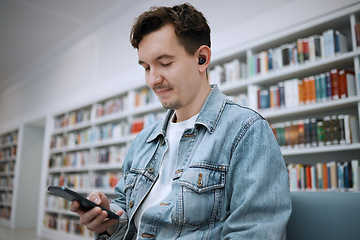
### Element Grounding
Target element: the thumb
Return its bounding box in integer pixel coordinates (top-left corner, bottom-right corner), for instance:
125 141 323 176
88 191 102 205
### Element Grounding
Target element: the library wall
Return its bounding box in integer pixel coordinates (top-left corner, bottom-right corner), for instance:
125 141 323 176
0 0 358 132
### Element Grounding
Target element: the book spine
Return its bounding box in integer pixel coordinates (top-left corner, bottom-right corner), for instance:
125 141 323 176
352 160 360 192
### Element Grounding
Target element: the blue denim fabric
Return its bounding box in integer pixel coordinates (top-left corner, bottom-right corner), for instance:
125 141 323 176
111 85 291 240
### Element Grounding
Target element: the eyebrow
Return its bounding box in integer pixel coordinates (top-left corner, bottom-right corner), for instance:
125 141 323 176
138 54 175 65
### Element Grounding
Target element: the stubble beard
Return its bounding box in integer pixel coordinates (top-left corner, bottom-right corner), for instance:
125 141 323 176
161 100 182 110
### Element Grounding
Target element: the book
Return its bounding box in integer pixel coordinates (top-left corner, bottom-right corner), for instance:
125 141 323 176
339 70 356 98
308 35 316 62
343 114 360 144
334 30 348 54
297 38 304 64
323 29 336 58
323 116 332 146
329 161 338 189
298 79 305 105
352 160 360 192
278 82 285 108
330 68 340 99
303 38 309 61
314 35 322 59
325 71 332 100
319 73 327 102
259 89 270 109
310 118 318 147
331 115 340 145
248 85 262 111
284 78 299 108
317 120 325 146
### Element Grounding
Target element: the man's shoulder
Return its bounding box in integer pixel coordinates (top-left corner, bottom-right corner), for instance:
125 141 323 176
223 98 264 121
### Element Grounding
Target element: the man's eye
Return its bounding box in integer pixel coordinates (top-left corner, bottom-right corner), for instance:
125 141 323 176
162 62 172 67
144 66 150 71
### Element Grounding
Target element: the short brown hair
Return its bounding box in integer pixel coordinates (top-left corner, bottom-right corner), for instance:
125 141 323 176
130 3 211 55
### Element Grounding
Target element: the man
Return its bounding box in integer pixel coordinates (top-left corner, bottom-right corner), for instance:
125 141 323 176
70 3 292 239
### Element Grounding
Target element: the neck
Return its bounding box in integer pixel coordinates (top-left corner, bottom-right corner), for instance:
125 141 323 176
174 83 211 122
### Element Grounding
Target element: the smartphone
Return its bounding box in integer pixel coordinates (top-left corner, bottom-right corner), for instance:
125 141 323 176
47 186 119 219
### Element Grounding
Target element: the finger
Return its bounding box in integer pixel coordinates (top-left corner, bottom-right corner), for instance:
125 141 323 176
86 210 117 234
79 206 102 225
69 200 83 213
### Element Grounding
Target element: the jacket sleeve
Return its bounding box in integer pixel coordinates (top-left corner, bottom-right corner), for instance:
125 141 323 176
222 118 292 239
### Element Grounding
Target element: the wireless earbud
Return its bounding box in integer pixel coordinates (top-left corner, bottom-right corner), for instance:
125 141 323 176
198 57 206 65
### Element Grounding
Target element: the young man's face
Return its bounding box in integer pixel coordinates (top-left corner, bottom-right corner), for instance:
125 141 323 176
138 24 204 113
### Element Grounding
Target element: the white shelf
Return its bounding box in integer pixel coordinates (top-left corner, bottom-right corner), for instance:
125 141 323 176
282 142 360 156
53 121 92 135
0 128 20 228
260 95 360 120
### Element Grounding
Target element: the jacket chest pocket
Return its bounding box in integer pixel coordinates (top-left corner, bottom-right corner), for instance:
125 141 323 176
172 164 227 227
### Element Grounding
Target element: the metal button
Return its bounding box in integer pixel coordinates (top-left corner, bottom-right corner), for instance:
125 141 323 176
147 167 154 173
129 200 134 208
161 139 165 145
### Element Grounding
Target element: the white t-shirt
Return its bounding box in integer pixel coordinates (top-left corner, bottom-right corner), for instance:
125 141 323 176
134 112 198 232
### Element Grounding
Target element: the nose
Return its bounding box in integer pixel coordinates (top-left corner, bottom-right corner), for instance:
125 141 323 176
147 68 163 88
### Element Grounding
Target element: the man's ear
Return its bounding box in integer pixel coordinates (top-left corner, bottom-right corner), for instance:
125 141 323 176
196 45 211 73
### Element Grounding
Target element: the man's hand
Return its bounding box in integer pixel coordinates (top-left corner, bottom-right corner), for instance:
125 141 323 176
69 191 123 235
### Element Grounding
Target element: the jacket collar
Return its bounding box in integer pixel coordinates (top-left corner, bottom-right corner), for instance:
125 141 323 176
147 84 226 143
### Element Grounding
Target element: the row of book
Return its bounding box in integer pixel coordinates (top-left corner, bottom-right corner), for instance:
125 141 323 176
51 112 163 150
0 177 13 189
50 128 92 149
47 172 123 191
51 122 129 150
0 207 11 220
96 95 129 118
48 151 89 169
288 160 360 192
209 59 247 85
47 174 90 190
0 162 15 174
210 28 349 84
0 146 17 161
270 114 359 148
94 121 129 141
248 29 348 77
134 87 159 108
227 93 248 107
94 145 127 165
44 214 93 238
54 107 91 130
93 172 122 189
131 112 164 134
48 145 128 169
0 131 18 147
0 192 12 205
254 68 356 110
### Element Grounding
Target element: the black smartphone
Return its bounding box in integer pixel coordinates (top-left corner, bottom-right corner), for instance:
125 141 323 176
47 186 119 219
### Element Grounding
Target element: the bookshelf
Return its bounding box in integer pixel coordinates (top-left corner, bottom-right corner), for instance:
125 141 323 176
38 3 360 240
211 4 360 193
39 86 165 239
0 128 20 228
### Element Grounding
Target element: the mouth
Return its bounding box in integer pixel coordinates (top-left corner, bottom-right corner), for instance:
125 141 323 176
153 87 172 96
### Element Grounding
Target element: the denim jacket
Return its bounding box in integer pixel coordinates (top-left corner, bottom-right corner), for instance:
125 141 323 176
104 85 291 240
